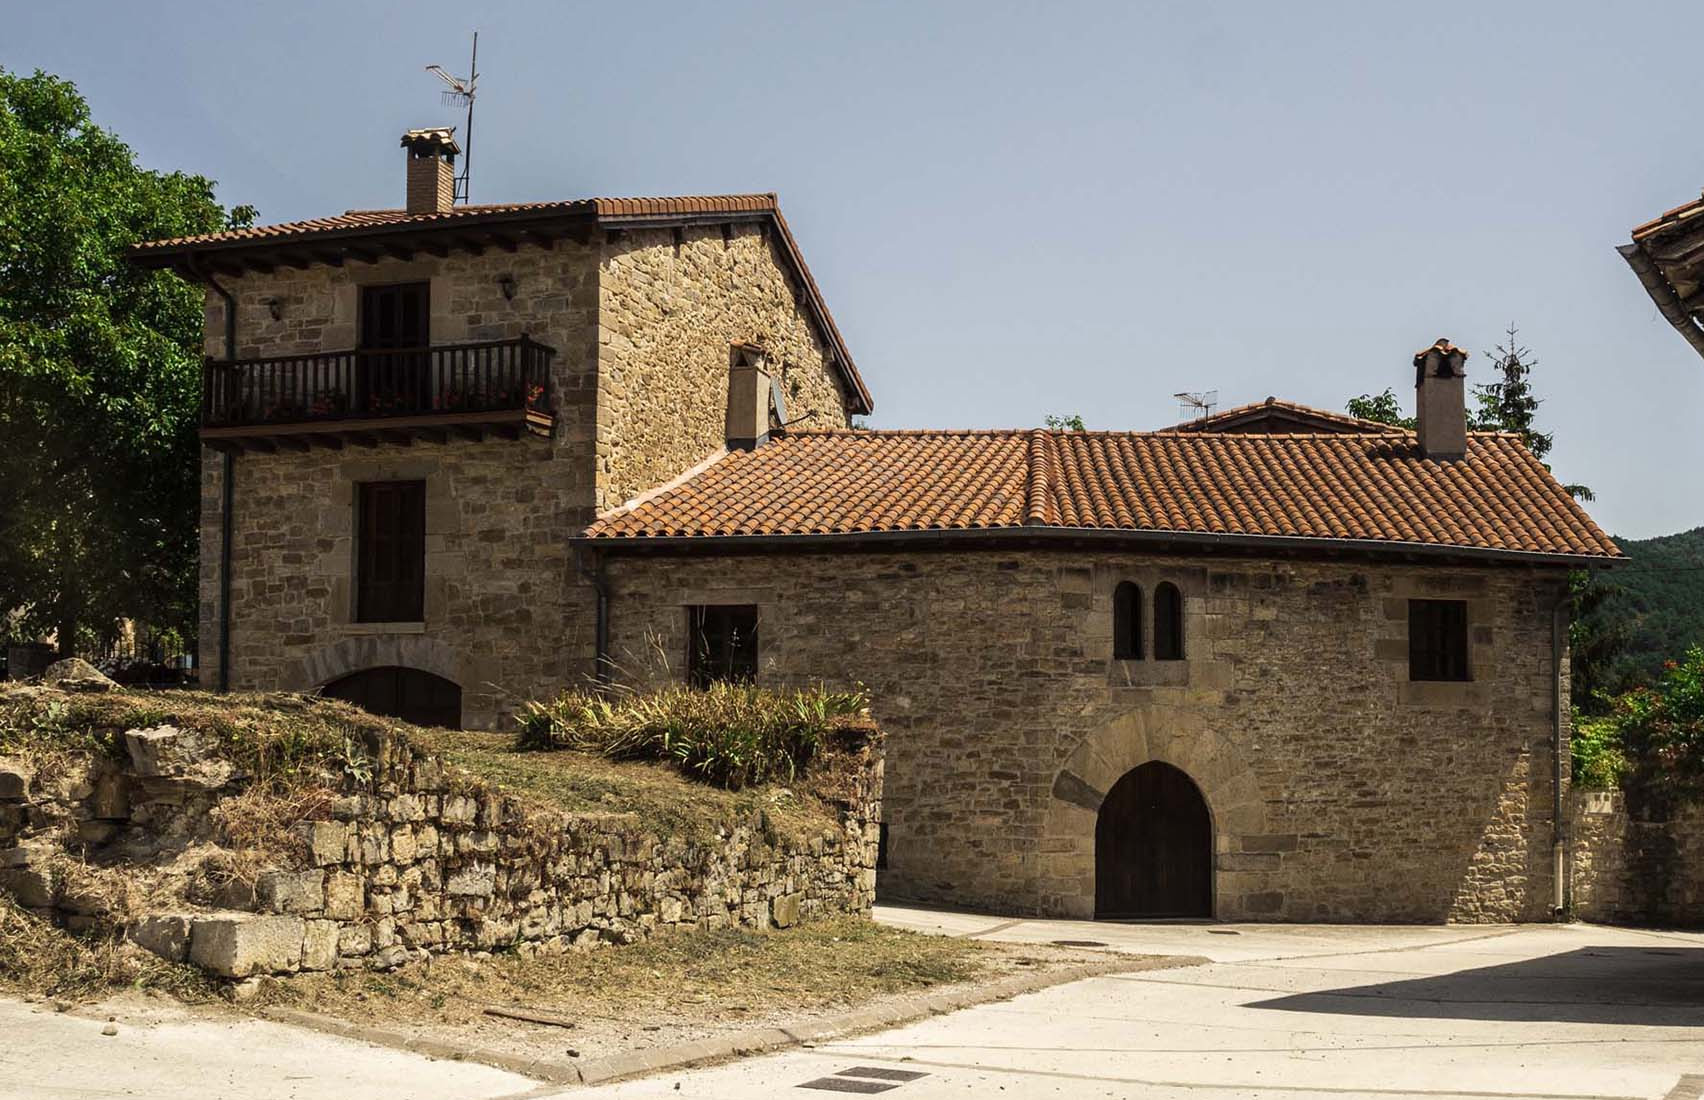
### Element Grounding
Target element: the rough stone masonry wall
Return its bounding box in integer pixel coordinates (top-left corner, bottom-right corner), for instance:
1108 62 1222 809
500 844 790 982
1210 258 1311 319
0 728 881 981
603 548 1570 923
197 244 601 721
1570 790 1704 927
595 223 853 513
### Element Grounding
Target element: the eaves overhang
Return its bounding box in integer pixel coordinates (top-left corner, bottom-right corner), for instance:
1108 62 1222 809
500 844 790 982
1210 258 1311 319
574 524 1626 570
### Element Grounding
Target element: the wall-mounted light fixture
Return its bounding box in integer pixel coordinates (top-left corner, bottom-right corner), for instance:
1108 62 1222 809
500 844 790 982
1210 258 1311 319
260 296 283 321
498 274 517 301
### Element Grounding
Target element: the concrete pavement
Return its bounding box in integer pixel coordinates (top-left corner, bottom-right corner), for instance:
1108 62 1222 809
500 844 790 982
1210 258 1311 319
4 909 1699 1098
563 908 1704 1100
0 995 546 1100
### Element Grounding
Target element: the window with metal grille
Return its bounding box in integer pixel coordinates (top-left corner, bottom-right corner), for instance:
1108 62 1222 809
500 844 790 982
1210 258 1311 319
356 481 425 623
1113 582 1143 659
687 605 758 687
1154 582 1185 661
1409 599 1469 681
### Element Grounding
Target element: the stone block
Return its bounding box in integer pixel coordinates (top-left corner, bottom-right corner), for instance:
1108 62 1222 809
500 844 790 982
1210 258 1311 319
256 869 325 914
129 914 193 963
323 871 364 920
300 821 349 866
301 920 339 971
0 757 33 801
0 866 54 907
770 892 802 929
447 862 495 897
337 923 373 957
123 726 234 789
188 914 305 978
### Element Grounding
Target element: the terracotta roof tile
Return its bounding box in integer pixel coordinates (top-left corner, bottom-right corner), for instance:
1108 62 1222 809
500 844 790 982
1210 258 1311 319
1162 397 1395 434
585 428 1620 561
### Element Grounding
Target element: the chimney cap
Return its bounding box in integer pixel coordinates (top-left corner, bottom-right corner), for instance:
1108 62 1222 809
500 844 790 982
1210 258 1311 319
401 127 460 157
1412 338 1467 374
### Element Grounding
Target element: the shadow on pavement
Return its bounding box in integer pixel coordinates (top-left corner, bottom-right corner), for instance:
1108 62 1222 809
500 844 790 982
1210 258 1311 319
1249 946 1704 1025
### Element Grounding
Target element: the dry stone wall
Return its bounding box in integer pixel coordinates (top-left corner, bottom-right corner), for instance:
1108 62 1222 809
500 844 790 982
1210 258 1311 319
602 547 1570 924
1570 790 1704 927
0 723 881 982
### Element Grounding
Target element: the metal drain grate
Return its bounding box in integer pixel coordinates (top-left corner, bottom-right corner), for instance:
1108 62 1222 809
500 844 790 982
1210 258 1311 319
798 1080 898 1094
798 1066 931 1092
1050 939 1107 947
837 1068 929 1082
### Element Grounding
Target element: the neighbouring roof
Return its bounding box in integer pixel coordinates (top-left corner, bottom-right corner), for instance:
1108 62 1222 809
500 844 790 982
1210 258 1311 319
128 194 873 414
1161 397 1394 435
584 428 1621 564
1621 188 1704 361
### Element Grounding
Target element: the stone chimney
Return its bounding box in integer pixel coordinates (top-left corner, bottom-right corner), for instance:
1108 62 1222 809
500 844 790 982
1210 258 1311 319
401 128 459 215
726 345 773 451
1413 338 1468 459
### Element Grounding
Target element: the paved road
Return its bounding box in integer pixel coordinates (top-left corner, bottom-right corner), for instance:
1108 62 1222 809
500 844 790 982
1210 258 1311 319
570 908 1704 1100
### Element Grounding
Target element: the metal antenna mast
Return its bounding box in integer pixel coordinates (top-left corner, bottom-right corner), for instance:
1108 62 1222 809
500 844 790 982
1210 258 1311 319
426 32 479 203
1172 390 1219 421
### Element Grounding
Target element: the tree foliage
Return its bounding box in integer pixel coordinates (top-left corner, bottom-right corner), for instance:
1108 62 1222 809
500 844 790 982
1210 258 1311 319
1044 413 1086 431
0 68 236 652
1345 388 1415 429
1574 526 1704 705
1601 647 1704 805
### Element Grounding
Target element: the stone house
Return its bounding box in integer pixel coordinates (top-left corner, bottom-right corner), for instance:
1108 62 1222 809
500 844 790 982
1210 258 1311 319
133 129 1622 923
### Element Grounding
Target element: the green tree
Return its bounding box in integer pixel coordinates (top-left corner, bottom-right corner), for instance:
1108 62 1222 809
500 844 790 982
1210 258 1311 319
1473 325 1592 501
0 68 238 654
1345 388 1415 429
1607 646 1704 805
1045 414 1086 431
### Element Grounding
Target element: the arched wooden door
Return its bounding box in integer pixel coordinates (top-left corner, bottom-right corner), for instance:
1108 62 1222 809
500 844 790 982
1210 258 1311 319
321 666 462 729
1095 761 1212 918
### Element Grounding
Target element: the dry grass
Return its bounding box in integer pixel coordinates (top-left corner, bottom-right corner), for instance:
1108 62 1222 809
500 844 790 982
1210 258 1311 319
254 916 986 1025
0 895 214 1003
407 729 844 842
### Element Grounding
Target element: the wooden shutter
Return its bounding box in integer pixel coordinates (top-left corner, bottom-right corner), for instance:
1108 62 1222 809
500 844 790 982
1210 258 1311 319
356 481 426 622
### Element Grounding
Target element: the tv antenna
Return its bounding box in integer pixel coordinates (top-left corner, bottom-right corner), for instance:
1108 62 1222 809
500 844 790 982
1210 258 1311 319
426 32 479 203
1173 390 1219 420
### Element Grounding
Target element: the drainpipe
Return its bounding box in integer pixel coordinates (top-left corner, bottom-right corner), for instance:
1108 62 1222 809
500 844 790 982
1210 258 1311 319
187 257 237 692
1551 587 1573 919
575 545 611 688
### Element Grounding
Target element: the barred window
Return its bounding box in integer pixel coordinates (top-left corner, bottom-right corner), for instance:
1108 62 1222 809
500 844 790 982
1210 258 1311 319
1409 599 1469 682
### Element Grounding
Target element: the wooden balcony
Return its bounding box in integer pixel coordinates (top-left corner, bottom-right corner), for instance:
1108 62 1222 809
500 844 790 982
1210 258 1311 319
199 337 555 453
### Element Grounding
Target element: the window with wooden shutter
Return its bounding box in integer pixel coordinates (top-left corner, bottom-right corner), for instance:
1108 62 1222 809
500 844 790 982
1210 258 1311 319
1409 599 1469 681
356 481 426 623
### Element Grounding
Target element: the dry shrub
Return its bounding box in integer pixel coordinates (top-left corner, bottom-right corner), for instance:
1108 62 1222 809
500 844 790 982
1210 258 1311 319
517 683 872 790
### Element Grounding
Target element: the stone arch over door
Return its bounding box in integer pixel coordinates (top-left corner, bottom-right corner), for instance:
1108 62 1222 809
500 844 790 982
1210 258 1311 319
1041 707 1266 919
287 634 467 698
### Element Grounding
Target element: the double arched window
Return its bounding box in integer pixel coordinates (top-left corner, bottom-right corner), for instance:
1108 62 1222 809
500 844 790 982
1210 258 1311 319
1111 580 1185 662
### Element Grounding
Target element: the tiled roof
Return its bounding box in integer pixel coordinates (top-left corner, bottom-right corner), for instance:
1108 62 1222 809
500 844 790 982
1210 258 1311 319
130 194 784 251
130 194 873 413
1631 189 1704 242
1161 397 1394 434
585 428 1620 561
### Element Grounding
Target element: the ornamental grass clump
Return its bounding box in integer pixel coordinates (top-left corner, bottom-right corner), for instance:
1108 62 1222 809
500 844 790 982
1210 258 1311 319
516 683 871 790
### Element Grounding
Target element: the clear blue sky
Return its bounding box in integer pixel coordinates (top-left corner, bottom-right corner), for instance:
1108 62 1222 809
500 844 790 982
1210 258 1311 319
11 1 1702 537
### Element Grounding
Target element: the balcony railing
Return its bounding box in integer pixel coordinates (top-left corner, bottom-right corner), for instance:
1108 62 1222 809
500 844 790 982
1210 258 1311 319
201 336 555 430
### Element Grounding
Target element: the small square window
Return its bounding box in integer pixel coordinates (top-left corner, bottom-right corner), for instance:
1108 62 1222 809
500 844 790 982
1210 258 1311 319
1409 599 1469 682
687 605 758 687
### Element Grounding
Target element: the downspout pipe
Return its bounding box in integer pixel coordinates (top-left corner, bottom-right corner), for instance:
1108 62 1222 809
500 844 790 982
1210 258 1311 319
186 257 237 692
1552 587 1574 919
575 545 611 688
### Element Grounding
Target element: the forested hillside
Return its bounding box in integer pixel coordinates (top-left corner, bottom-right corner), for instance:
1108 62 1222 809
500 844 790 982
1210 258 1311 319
1593 526 1704 691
